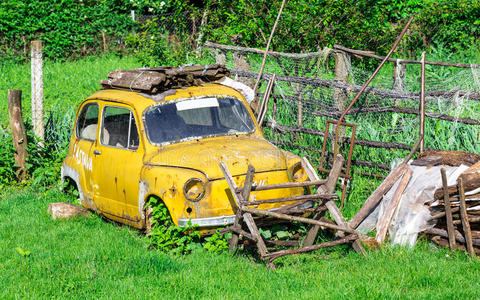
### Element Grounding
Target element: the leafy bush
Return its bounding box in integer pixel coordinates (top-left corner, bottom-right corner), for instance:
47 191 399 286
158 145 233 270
146 196 231 254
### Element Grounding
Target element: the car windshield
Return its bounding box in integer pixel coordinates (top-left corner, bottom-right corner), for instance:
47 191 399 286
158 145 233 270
144 96 256 144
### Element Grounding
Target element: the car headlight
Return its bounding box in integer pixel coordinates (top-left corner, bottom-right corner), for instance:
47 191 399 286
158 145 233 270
183 178 206 202
291 162 308 182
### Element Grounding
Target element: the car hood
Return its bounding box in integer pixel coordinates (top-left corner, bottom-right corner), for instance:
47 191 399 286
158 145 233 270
146 136 287 180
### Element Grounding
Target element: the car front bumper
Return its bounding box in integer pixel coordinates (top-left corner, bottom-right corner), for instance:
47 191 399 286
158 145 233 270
177 201 314 228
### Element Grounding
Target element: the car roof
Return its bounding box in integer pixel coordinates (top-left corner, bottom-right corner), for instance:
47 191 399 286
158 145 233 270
85 83 246 111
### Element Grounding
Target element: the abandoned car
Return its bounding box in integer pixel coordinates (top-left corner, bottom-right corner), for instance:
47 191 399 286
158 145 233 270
61 80 310 231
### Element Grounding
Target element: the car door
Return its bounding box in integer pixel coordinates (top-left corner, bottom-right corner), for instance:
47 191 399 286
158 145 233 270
73 101 99 205
91 102 144 225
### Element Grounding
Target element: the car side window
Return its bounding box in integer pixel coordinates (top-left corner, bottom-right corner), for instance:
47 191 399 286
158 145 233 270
101 106 139 150
76 103 99 141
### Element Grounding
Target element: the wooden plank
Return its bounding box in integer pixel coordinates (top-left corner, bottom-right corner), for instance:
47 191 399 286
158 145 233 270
441 168 456 250
243 212 268 258
348 163 408 229
375 167 413 243
459 177 475 258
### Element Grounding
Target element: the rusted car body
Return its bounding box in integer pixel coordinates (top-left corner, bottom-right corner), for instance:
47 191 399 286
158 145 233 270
61 83 308 230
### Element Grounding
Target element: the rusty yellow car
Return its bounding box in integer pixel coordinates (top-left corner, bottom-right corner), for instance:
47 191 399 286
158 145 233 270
61 79 309 231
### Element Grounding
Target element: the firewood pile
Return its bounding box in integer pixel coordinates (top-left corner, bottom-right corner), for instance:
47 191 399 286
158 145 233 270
219 155 377 268
100 64 230 94
355 150 480 258
423 154 480 257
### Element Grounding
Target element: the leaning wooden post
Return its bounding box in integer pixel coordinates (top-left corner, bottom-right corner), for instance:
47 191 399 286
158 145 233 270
419 52 426 153
7 90 28 181
332 51 349 155
458 177 475 258
31 40 44 142
441 168 456 251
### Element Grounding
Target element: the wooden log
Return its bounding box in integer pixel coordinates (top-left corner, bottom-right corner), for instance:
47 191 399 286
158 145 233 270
441 168 457 250
434 175 480 200
431 236 480 254
229 225 255 241
425 228 480 247
267 234 358 262
7 90 28 181
31 40 44 141
333 44 480 69
243 212 268 258
47 203 90 219
376 167 413 243
420 150 480 167
411 156 443 167
453 216 480 225
241 206 361 235
348 163 409 229
459 177 475 258
235 179 327 193
243 193 337 206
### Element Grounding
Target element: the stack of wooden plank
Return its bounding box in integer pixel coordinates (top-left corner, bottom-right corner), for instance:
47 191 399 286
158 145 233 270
100 64 230 94
424 159 480 257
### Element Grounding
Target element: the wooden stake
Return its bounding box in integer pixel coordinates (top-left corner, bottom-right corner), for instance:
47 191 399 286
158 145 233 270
7 89 28 181
101 30 107 52
419 51 426 153
31 40 44 142
376 167 413 243
458 177 475 258
441 168 456 250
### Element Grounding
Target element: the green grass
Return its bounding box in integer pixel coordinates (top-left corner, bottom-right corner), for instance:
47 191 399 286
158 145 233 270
1 188 480 299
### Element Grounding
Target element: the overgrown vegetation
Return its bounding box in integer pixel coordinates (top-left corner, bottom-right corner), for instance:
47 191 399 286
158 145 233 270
1 0 479 62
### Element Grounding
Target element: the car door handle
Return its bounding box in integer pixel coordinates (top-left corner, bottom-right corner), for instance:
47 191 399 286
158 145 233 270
93 150 101 155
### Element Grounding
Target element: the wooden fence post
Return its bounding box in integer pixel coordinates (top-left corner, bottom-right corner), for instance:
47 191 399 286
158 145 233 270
8 90 28 181
31 40 44 142
233 52 255 88
392 60 406 92
332 50 349 154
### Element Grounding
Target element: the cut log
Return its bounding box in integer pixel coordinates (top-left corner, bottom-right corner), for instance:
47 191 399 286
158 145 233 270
434 174 480 200
47 203 89 219
418 150 480 167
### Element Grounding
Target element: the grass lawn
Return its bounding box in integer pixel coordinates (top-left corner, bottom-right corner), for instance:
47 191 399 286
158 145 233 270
1 187 479 299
